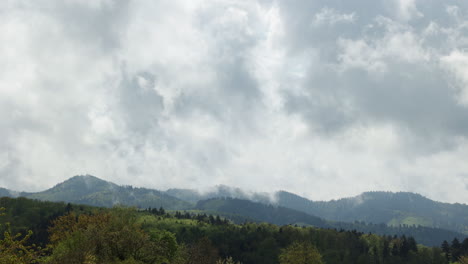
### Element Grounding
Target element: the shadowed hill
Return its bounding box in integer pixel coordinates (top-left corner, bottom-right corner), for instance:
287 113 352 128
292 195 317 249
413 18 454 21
195 197 467 246
196 197 329 227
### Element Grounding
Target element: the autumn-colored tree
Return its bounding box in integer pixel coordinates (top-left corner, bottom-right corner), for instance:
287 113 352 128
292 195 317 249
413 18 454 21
278 241 324 264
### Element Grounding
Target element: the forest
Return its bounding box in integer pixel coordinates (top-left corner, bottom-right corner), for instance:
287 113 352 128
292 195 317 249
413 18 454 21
1 197 467 264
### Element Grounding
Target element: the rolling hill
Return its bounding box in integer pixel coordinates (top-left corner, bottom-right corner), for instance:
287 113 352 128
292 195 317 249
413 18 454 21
195 197 466 246
22 175 191 210
1 175 467 246
275 191 468 235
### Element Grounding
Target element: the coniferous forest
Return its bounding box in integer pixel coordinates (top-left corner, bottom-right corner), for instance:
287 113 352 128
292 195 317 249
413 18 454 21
1 197 467 264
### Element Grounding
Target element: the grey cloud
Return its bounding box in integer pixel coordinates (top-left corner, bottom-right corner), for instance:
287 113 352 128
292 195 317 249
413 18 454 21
118 69 164 136
275 0 468 152
1 0 468 203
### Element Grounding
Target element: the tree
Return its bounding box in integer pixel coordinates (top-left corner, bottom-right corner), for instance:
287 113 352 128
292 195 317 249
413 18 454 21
45 208 180 264
452 238 462 261
0 207 42 264
278 241 324 264
216 256 242 264
187 237 219 264
441 240 450 261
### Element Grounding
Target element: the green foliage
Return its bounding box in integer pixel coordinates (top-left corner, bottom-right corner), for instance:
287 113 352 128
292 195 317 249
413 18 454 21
0 207 43 264
216 256 242 264
196 197 465 247
44 208 181 264
278 241 324 264
0 197 461 264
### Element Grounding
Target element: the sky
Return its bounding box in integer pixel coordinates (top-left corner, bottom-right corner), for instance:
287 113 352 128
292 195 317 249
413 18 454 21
1 0 468 204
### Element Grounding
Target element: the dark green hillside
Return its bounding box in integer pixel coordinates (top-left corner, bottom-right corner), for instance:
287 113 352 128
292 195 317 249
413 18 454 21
24 175 192 210
1 197 466 263
0 196 96 246
196 197 466 246
276 191 468 235
196 197 329 227
3 176 467 248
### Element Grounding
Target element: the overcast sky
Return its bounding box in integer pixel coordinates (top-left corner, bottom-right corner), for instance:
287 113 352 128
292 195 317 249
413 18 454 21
1 0 468 203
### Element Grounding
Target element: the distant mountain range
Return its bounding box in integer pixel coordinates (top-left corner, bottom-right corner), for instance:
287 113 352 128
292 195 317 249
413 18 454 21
165 185 468 236
195 197 465 247
1 175 467 246
6 175 191 210
274 190 468 236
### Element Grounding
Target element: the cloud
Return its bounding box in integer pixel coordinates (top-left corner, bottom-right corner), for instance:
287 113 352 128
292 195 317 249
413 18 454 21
312 7 356 27
1 0 468 204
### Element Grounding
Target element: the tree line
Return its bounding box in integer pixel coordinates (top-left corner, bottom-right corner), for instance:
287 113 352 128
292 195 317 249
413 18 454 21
1 197 467 263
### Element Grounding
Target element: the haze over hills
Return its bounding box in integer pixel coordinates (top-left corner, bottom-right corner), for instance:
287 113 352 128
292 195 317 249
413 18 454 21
0 175 467 246
166 185 272 204
165 185 468 236
275 191 468 236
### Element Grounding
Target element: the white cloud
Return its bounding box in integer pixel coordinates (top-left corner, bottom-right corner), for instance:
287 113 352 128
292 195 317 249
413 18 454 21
337 17 429 73
441 50 468 105
395 0 423 21
0 0 468 204
312 7 356 27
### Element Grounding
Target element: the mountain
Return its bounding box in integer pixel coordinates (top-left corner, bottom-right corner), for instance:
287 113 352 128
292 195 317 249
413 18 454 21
0 187 19 197
2 175 467 246
24 175 191 210
166 187 468 236
166 185 271 204
275 191 468 235
196 197 329 227
195 197 466 246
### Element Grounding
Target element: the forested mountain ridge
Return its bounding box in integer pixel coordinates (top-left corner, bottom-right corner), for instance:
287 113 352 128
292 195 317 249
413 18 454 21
196 197 329 227
19 175 191 210
196 197 466 247
275 191 468 235
3 196 465 264
1 175 467 245
0 187 19 198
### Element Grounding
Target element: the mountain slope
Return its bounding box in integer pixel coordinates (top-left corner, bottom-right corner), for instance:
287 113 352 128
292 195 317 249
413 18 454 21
24 175 191 210
0 187 17 198
196 197 329 227
275 191 468 235
195 197 466 246
166 185 271 204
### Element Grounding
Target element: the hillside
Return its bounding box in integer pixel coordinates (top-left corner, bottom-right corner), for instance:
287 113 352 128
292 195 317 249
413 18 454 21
0 187 17 198
2 197 461 264
275 191 468 235
23 175 191 210
194 197 467 246
196 197 329 228
1 175 467 246
166 185 271 204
